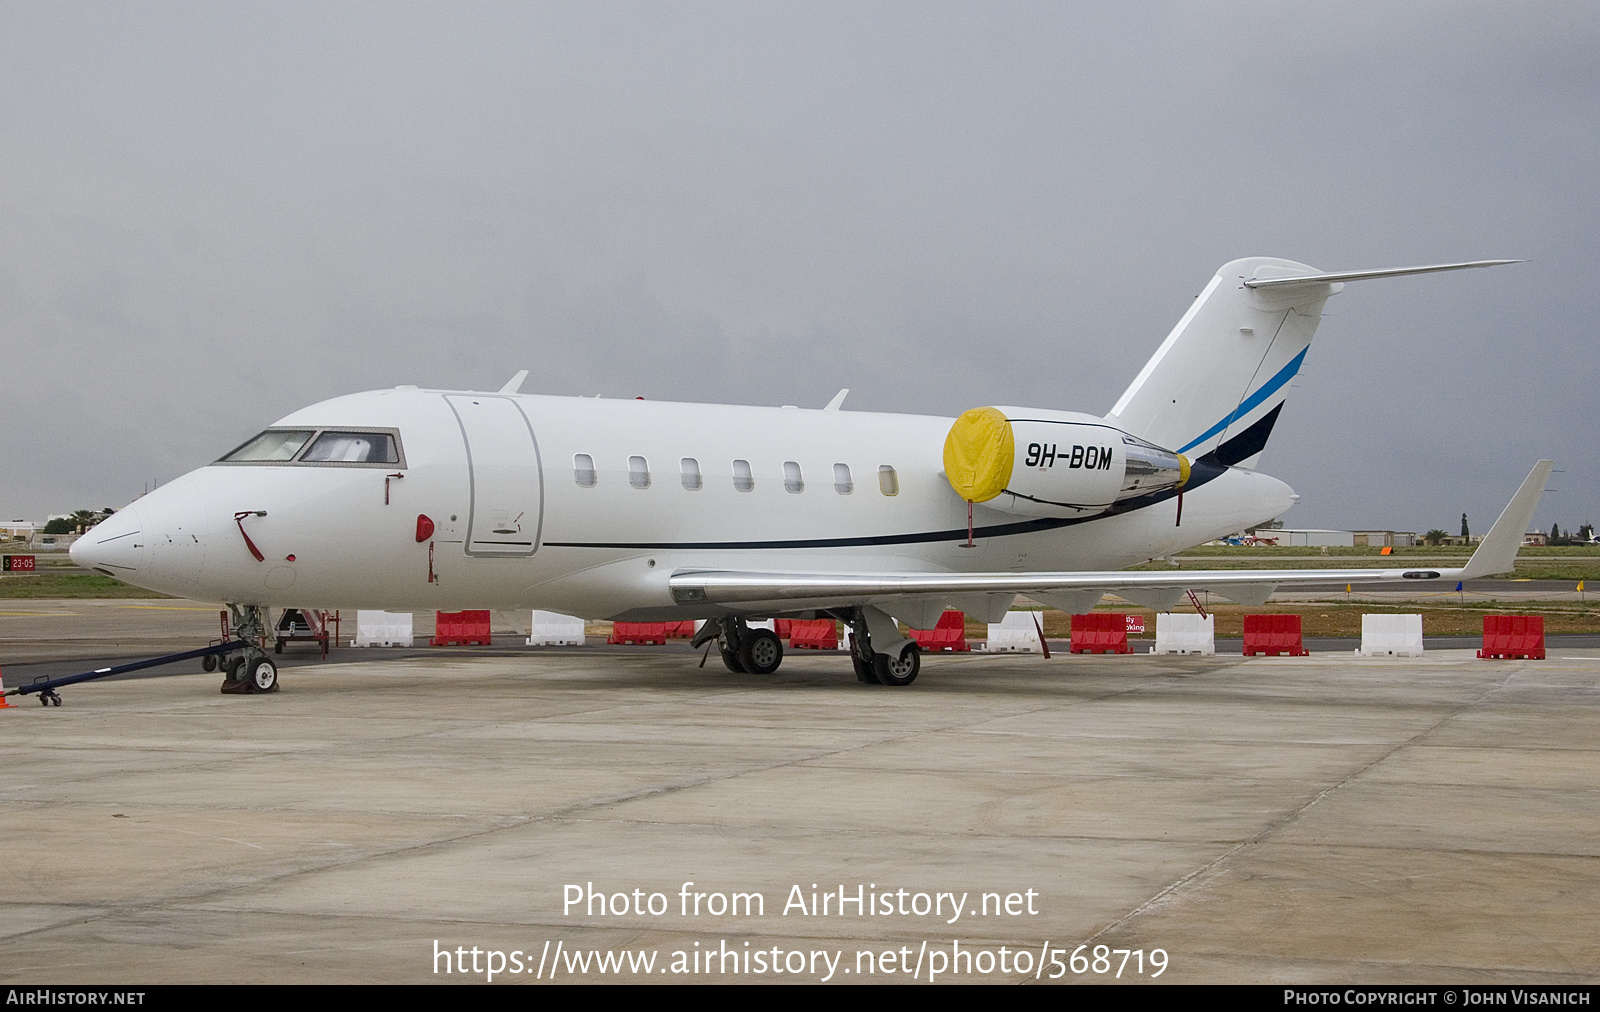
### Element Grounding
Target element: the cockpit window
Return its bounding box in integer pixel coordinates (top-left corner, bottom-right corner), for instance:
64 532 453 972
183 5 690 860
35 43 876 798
302 431 399 464
221 430 314 462
216 428 405 468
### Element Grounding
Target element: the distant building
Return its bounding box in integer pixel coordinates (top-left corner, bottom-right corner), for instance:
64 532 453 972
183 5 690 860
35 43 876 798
0 521 83 549
1273 529 1356 547
1351 531 1418 548
1 521 40 542
1252 529 1420 548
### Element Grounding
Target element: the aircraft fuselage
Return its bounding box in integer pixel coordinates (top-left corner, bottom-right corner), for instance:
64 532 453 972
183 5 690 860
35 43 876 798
77 387 1293 620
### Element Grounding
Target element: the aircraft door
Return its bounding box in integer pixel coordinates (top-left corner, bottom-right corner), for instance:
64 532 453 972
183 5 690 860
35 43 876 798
444 395 544 557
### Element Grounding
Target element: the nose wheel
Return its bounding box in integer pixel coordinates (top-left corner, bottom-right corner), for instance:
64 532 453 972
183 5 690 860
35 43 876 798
219 604 281 695
248 657 279 692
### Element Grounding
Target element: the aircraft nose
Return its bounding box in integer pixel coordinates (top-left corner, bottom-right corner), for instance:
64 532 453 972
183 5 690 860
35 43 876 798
71 507 144 575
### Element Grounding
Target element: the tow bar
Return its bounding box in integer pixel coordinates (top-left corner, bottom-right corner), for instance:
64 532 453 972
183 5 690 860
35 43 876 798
5 640 251 706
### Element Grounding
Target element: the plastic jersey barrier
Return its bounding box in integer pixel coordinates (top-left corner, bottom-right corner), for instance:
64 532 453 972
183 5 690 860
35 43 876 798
1070 613 1132 654
1242 614 1308 656
788 619 839 650
608 622 668 645
911 610 971 652
432 610 492 646
1478 614 1545 660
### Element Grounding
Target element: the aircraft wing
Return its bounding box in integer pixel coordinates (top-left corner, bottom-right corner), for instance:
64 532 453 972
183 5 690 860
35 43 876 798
669 460 1552 612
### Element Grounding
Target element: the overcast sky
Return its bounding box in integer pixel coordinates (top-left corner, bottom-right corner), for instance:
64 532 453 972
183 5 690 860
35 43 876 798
2 3 1595 535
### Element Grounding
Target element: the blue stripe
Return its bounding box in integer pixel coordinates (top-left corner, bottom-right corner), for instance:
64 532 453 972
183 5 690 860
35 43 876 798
1178 346 1308 454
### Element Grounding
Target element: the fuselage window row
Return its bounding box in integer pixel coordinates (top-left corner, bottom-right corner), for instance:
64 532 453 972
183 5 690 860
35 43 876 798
572 455 895 497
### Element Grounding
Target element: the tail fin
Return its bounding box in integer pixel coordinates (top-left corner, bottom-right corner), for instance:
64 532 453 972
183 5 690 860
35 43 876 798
1105 257 1518 468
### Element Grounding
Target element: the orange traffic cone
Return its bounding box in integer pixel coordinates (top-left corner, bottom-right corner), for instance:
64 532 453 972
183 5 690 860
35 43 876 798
0 665 16 709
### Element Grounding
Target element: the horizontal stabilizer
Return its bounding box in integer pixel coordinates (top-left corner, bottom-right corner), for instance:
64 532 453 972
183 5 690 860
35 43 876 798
1243 260 1521 289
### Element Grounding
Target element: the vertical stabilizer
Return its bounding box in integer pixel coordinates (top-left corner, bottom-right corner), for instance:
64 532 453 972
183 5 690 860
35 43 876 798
1105 258 1335 469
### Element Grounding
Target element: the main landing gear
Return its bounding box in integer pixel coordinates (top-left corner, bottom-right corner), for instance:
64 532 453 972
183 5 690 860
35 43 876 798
846 606 921 686
694 608 921 686
696 618 785 675
217 604 279 695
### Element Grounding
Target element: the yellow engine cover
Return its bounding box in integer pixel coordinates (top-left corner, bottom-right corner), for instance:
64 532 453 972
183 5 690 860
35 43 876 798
943 407 1015 503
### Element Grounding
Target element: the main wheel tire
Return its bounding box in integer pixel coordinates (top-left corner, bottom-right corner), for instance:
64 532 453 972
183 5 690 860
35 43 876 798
249 657 279 693
873 643 921 686
738 629 783 675
720 644 747 673
849 635 880 683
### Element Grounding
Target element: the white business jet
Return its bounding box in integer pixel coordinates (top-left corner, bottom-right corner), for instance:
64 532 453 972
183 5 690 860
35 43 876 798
72 257 1546 692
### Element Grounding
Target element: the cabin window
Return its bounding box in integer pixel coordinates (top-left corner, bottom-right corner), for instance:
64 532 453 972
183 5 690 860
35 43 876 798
574 453 596 487
878 465 899 496
833 463 853 495
302 431 399 464
681 457 702 491
732 459 754 492
628 456 651 489
783 461 804 493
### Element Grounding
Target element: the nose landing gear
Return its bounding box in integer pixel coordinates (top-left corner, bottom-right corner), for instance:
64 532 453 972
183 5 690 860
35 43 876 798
219 604 280 695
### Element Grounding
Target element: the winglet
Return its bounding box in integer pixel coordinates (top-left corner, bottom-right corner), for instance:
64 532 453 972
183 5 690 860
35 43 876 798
1459 460 1554 579
823 388 849 411
498 369 529 394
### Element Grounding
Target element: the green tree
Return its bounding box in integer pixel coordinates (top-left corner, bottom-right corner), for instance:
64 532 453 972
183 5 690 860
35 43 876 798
1424 529 1449 546
43 518 75 535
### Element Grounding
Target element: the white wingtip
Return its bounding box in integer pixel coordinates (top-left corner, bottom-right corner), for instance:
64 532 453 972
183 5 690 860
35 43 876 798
1460 459 1554 579
498 369 530 394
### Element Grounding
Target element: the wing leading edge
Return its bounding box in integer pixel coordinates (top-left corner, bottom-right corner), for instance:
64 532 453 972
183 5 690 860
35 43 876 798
669 461 1552 612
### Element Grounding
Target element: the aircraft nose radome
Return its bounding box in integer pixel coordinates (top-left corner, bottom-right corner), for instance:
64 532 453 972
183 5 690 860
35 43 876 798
71 509 143 574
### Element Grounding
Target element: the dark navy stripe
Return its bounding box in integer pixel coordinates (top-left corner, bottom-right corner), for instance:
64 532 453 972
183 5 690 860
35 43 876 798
542 459 1226 551
1211 402 1283 467
1177 346 1308 454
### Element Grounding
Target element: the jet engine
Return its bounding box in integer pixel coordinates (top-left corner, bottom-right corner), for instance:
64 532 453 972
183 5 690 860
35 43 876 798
943 406 1189 518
